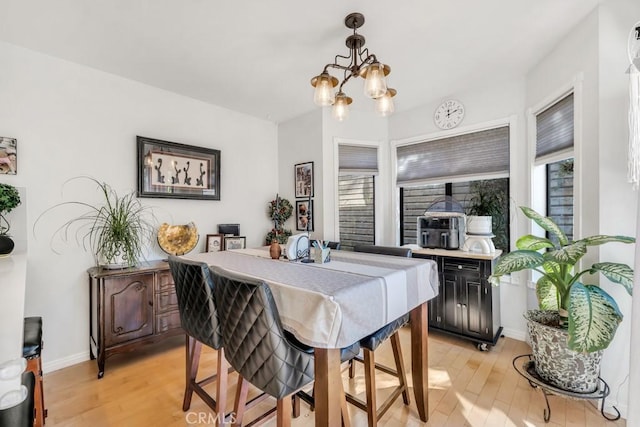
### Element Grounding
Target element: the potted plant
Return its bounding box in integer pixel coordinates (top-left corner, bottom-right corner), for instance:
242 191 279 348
489 207 634 392
466 180 509 250
0 183 21 256
265 195 293 245
35 177 155 268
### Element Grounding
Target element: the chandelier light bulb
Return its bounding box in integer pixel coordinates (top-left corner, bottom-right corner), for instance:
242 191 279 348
332 92 352 121
375 88 396 117
363 63 388 99
311 73 338 106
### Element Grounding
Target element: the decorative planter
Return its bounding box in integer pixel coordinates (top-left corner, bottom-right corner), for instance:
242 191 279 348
0 235 15 257
467 215 492 235
525 310 602 393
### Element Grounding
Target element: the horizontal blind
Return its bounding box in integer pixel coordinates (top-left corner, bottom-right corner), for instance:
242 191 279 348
536 93 574 159
339 175 375 250
396 126 509 185
339 145 378 174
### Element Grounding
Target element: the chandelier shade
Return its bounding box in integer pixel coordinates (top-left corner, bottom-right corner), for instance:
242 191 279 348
310 12 395 120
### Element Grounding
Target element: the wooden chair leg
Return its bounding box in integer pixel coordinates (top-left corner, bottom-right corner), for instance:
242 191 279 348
390 332 410 405
215 348 228 417
292 393 301 418
233 376 250 427
28 357 45 427
363 349 377 427
348 359 355 378
340 386 351 427
276 396 292 427
183 335 202 411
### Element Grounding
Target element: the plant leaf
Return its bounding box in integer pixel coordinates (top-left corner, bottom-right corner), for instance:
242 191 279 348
520 207 568 246
543 241 586 266
491 250 545 277
592 262 634 296
536 276 558 310
578 235 636 246
516 234 555 251
568 283 622 353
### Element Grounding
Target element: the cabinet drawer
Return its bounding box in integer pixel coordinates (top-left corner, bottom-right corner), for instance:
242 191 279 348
155 290 178 313
157 270 175 292
156 310 181 334
442 259 481 274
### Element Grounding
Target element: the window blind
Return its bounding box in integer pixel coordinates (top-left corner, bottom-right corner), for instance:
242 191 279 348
536 93 574 159
339 145 378 174
396 126 509 185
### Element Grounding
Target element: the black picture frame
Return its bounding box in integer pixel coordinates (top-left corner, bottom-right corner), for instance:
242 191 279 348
137 136 220 200
205 234 223 252
294 161 314 198
218 223 240 236
224 236 246 250
295 200 314 231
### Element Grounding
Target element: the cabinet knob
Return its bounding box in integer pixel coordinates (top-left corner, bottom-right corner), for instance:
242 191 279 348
456 303 461 307
458 265 462 270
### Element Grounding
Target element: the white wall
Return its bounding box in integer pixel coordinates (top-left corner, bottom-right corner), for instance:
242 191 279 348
0 41 278 371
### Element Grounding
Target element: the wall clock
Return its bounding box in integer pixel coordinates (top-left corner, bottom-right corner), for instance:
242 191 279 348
434 99 465 130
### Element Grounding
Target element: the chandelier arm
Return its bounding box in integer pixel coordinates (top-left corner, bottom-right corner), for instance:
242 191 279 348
324 63 352 73
338 72 356 92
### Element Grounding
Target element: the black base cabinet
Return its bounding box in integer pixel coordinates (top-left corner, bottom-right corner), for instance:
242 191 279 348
413 251 502 350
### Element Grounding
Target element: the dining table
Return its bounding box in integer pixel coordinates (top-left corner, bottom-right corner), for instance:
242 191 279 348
185 246 439 426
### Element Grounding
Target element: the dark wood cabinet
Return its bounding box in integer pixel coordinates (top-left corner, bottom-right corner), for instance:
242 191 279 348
88 261 183 378
413 250 502 350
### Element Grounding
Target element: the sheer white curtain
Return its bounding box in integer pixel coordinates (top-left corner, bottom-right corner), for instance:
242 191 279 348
628 197 640 425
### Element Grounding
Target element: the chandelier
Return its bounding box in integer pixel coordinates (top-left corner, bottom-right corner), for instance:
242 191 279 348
311 12 396 121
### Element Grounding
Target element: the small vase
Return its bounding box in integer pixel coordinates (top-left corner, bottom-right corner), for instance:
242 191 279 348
269 240 282 259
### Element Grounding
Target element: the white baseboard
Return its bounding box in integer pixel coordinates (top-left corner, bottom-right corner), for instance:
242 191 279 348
43 351 90 374
500 327 526 342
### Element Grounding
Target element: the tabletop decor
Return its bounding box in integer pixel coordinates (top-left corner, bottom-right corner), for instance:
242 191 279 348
0 183 21 256
205 233 223 252
489 206 634 393
265 194 292 244
34 177 156 268
157 222 199 255
137 136 220 200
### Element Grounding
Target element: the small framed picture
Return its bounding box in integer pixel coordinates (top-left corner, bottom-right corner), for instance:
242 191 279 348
205 234 223 252
295 200 313 231
0 137 17 175
218 223 240 236
224 236 246 250
294 162 314 198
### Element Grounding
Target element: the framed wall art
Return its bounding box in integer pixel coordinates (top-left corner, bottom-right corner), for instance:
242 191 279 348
205 234 223 252
0 137 17 175
224 236 246 250
295 200 313 231
218 223 240 236
294 161 314 198
137 136 220 200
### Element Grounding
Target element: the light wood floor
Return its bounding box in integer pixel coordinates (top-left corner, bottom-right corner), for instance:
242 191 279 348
43 328 625 426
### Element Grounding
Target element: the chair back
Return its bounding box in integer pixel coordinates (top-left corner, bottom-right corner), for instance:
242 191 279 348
211 267 314 399
168 256 221 349
353 244 412 258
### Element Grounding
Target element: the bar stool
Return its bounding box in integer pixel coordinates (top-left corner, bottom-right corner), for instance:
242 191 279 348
22 317 46 427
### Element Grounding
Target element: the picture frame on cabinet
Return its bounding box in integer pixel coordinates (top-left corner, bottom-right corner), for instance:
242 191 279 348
224 236 246 250
205 234 223 252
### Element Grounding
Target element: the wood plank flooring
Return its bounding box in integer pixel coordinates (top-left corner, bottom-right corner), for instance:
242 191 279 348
43 328 626 426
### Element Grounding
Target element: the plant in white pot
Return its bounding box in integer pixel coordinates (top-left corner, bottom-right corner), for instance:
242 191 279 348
489 207 634 393
0 183 21 256
35 177 155 268
466 179 509 251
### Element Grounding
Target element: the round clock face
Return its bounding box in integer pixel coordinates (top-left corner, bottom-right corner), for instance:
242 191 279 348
434 100 465 130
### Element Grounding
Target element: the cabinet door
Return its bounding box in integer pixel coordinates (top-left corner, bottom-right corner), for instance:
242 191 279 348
428 273 445 328
460 275 485 339
442 272 463 333
104 273 154 346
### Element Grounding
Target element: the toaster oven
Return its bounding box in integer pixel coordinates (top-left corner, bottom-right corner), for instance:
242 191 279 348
417 212 466 250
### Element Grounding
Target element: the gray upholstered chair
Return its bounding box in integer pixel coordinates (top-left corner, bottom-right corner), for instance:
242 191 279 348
349 244 412 426
168 256 230 417
211 266 359 426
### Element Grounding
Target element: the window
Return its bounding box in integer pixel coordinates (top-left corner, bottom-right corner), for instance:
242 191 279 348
337 144 377 251
534 93 574 243
397 126 510 251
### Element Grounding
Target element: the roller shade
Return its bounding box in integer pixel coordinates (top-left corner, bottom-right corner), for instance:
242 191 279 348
536 93 574 159
339 145 378 174
396 126 509 185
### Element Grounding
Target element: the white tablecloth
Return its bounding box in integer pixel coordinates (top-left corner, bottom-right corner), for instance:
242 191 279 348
185 248 438 348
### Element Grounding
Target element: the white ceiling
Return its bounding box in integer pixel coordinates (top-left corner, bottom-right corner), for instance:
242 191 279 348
0 0 601 124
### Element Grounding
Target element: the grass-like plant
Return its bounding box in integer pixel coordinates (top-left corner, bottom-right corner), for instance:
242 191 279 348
35 177 155 267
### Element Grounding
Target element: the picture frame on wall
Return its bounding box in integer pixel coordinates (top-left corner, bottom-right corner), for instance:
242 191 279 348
295 200 313 231
294 161 314 198
137 136 221 200
224 236 246 250
205 234 224 252
0 137 17 175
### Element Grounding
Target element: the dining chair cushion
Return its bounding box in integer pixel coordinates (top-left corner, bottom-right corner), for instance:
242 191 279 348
359 314 410 351
353 244 411 258
284 330 360 362
168 256 222 350
212 267 316 400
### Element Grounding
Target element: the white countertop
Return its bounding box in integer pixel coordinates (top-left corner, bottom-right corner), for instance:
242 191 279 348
0 252 27 363
413 247 502 260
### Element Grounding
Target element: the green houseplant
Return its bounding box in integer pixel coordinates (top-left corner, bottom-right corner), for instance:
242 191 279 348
0 183 21 255
35 177 155 268
489 206 634 392
466 179 509 251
